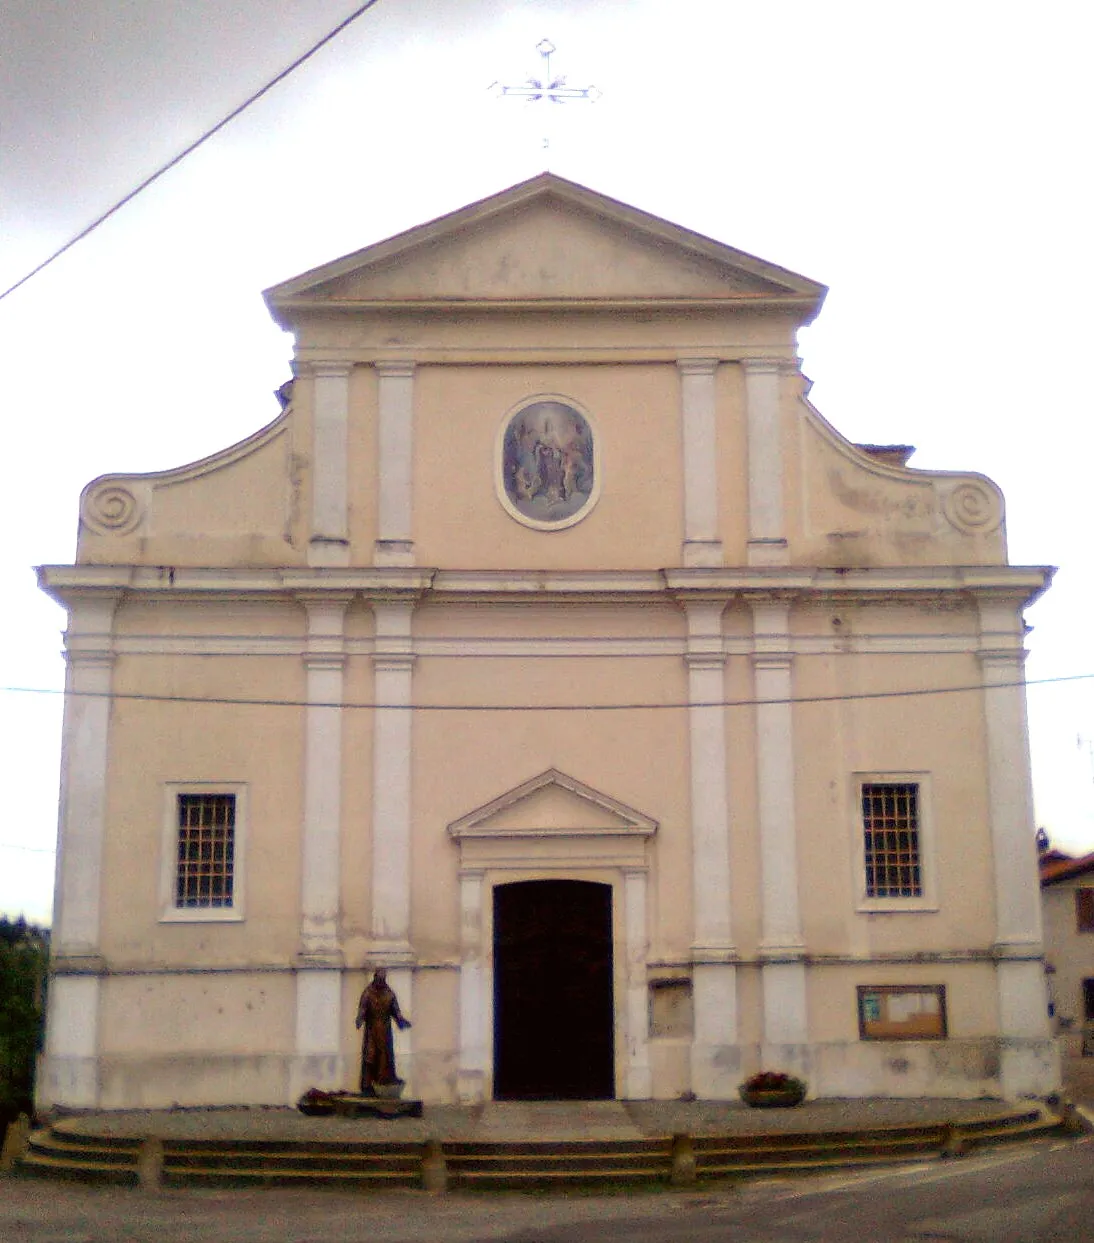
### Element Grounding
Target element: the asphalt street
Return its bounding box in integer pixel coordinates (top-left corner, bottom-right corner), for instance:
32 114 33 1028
2 1137 1092 1243
496 1137 1094 1243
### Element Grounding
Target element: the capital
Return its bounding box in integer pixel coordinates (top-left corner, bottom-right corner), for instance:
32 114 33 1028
676 357 719 377
374 361 417 379
295 359 354 378
740 355 796 375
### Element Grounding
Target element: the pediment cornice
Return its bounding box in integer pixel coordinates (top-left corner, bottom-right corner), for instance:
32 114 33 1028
264 173 826 324
447 768 658 840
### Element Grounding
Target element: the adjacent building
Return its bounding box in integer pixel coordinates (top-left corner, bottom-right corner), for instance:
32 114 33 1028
38 174 1057 1109
1041 849 1094 1056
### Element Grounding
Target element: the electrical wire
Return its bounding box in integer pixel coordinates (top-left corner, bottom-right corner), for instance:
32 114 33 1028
0 1 382 304
2 670 1091 713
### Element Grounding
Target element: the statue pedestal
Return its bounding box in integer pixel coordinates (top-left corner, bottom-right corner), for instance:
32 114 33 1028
334 1093 423 1119
297 1089 423 1119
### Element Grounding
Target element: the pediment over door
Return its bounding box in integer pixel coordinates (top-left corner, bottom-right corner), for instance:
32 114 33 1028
447 769 657 871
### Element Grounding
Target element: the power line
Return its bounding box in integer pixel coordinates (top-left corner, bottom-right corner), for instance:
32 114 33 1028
0 1 382 304
2 670 1092 713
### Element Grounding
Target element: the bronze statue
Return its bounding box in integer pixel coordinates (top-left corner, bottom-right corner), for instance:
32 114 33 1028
355 969 411 1094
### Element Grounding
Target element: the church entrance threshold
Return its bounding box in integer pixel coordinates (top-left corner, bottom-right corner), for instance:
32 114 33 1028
493 879 614 1100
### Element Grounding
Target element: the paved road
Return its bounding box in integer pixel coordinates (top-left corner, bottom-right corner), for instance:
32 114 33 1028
2 1137 1092 1243
499 1137 1094 1243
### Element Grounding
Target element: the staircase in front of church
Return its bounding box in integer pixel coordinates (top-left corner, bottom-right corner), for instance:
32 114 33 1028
13 1104 1065 1189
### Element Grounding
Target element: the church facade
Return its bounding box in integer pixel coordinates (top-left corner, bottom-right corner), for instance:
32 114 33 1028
38 175 1057 1109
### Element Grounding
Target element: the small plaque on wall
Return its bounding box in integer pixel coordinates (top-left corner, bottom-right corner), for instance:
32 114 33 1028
857 985 947 1040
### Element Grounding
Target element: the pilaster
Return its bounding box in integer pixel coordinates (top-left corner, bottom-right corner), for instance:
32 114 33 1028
369 600 417 963
386 965 416 1097
53 595 118 960
297 595 352 964
681 599 738 1096
751 599 808 1074
742 357 790 567
291 594 351 1097
456 869 487 1103
374 361 416 567
977 600 1056 1094
306 360 353 567
623 867 652 1099
42 594 118 1110
677 358 723 567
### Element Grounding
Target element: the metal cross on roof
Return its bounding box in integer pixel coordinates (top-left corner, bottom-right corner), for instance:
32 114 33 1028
490 39 600 149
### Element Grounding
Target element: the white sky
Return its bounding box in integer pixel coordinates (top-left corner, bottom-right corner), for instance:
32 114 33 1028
2 1 1093 924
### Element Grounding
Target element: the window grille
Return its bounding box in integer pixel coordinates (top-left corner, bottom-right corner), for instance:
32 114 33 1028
175 793 235 908
862 782 922 898
1077 888 1094 933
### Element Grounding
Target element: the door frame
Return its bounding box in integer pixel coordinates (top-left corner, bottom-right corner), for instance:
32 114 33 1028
447 770 657 1104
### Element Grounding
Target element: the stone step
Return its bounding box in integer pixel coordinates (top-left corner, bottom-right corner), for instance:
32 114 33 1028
164 1147 420 1174
14 1106 1065 1190
162 1165 421 1189
17 1149 138 1186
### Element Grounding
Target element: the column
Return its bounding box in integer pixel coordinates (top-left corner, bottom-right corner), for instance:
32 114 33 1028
978 600 1057 1097
677 358 723 567
290 595 351 1097
456 870 487 1103
751 599 809 1080
41 593 118 1109
683 599 738 1097
623 868 653 1099
742 357 788 567
307 360 352 568
374 361 416 567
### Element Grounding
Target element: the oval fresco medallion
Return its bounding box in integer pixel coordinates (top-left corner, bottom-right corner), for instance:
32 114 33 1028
498 398 598 530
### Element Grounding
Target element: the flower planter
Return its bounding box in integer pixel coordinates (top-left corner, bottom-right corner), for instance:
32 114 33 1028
739 1086 806 1108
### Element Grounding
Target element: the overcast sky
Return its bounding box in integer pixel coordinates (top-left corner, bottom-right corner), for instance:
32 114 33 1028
2 1 1092 923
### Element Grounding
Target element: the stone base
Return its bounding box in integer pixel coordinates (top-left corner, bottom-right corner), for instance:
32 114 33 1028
332 1093 423 1120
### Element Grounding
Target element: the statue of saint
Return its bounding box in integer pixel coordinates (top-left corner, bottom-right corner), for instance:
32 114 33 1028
355 969 412 1094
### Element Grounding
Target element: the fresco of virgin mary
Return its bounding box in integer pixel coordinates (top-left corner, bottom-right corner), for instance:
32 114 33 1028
501 400 595 526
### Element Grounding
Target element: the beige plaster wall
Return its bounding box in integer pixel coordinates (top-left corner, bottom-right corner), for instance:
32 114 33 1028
793 645 996 957
100 637 305 967
77 416 304 568
411 363 683 570
796 405 1006 568
410 614 690 962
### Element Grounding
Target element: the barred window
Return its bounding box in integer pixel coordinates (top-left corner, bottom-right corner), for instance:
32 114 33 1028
1077 888 1094 933
862 782 922 899
175 793 235 908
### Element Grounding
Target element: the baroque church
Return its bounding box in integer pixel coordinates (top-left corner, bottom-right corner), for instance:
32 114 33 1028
38 174 1057 1109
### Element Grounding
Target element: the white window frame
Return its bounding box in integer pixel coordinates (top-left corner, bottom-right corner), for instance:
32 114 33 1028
159 781 247 923
852 772 938 913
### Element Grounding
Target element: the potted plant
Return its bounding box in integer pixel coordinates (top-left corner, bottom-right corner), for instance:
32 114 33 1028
739 1070 807 1108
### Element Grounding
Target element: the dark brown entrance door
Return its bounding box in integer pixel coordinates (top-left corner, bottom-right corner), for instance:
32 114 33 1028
493 879 614 1099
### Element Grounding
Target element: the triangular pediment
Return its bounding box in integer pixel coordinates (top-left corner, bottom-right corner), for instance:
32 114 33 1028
448 768 658 839
265 174 825 314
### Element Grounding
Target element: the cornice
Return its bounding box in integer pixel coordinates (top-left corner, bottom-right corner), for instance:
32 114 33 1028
271 295 821 317
36 563 1055 609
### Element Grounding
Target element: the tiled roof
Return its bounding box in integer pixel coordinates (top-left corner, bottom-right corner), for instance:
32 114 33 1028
1040 851 1094 885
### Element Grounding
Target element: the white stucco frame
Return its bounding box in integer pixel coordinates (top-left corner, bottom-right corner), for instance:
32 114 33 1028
159 781 247 923
851 771 938 914
447 769 657 1103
